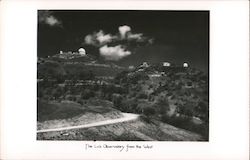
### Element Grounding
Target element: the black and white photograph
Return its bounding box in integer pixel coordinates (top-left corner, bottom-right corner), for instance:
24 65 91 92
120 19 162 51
1 0 249 159
37 10 209 141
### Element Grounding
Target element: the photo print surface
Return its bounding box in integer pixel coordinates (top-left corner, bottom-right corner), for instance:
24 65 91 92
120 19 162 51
37 10 209 141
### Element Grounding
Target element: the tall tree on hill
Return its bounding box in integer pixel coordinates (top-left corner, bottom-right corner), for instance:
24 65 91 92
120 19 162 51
154 96 170 115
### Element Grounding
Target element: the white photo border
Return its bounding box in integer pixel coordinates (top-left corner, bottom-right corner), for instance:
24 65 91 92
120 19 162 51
0 0 249 159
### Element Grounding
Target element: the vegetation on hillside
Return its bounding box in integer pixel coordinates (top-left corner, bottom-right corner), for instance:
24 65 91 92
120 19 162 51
37 56 209 140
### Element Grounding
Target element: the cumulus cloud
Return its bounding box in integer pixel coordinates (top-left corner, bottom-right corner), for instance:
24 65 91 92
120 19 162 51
84 25 154 61
84 25 152 46
84 34 95 45
99 45 131 61
96 30 114 44
45 16 61 26
84 30 115 46
127 33 142 39
38 11 62 27
118 25 131 39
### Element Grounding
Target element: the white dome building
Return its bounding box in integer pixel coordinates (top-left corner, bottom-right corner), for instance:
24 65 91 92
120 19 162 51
128 65 135 70
78 48 86 56
163 62 171 67
183 62 189 68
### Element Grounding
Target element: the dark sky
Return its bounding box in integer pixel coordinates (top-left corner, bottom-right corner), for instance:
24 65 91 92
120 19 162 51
38 10 209 72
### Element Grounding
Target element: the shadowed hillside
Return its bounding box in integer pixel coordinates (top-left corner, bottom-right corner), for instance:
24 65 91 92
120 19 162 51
37 54 208 141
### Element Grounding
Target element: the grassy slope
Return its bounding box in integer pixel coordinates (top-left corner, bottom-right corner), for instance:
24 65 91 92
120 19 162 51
37 117 203 141
37 100 122 130
38 58 125 78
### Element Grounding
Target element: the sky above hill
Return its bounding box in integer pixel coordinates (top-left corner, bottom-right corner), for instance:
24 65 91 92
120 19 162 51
38 10 209 72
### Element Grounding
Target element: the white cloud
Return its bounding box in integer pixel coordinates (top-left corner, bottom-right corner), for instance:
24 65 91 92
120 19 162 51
84 25 154 61
45 16 61 26
99 45 131 61
84 26 151 47
84 34 95 45
38 11 62 27
84 30 115 46
96 30 113 44
127 33 143 41
118 25 131 39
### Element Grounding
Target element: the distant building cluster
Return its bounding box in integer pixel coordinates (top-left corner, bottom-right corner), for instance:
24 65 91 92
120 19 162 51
128 65 135 70
183 62 189 68
136 61 189 69
148 71 166 78
78 48 86 55
59 48 87 56
142 62 149 68
163 62 171 67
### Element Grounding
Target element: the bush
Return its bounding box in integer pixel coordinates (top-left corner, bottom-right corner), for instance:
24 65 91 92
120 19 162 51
195 101 209 122
161 115 208 140
137 92 148 99
65 95 77 101
77 99 84 105
143 107 156 117
112 94 123 109
154 96 169 114
81 89 95 100
177 103 195 117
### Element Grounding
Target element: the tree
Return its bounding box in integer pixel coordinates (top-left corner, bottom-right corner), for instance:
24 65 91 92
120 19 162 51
81 89 95 99
51 87 63 99
143 107 156 117
154 96 170 114
177 103 195 117
112 94 123 109
137 92 148 99
114 71 129 84
195 101 209 122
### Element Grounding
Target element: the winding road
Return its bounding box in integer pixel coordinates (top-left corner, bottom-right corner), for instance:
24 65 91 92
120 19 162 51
37 113 139 133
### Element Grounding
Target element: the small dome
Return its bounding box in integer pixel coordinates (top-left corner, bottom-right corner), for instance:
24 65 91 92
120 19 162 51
163 62 171 67
183 62 189 68
78 48 86 55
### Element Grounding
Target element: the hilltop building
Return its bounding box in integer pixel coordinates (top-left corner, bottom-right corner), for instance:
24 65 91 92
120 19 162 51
128 65 135 70
183 62 189 68
58 48 86 56
163 62 171 67
78 48 86 55
149 73 161 77
141 62 149 68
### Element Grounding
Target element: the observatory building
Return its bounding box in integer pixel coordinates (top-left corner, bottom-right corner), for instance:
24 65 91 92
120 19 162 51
183 62 189 68
163 62 171 67
78 48 86 56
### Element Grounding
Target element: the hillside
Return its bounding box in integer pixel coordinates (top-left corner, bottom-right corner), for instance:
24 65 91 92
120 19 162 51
37 54 209 140
37 116 203 141
37 98 203 141
37 99 122 130
111 64 209 139
38 54 126 79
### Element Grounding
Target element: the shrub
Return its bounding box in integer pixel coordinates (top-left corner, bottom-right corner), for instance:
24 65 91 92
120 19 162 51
65 95 76 101
112 94 123 109
177 103 196 117
137 92 148 99
143 107 156 117
154 96 169 114
161 114 208 140
81 89 95 100
195 101 209 122
77 99 84 105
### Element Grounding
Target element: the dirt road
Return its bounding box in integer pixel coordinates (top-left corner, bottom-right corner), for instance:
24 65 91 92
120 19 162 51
37 113 139 133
